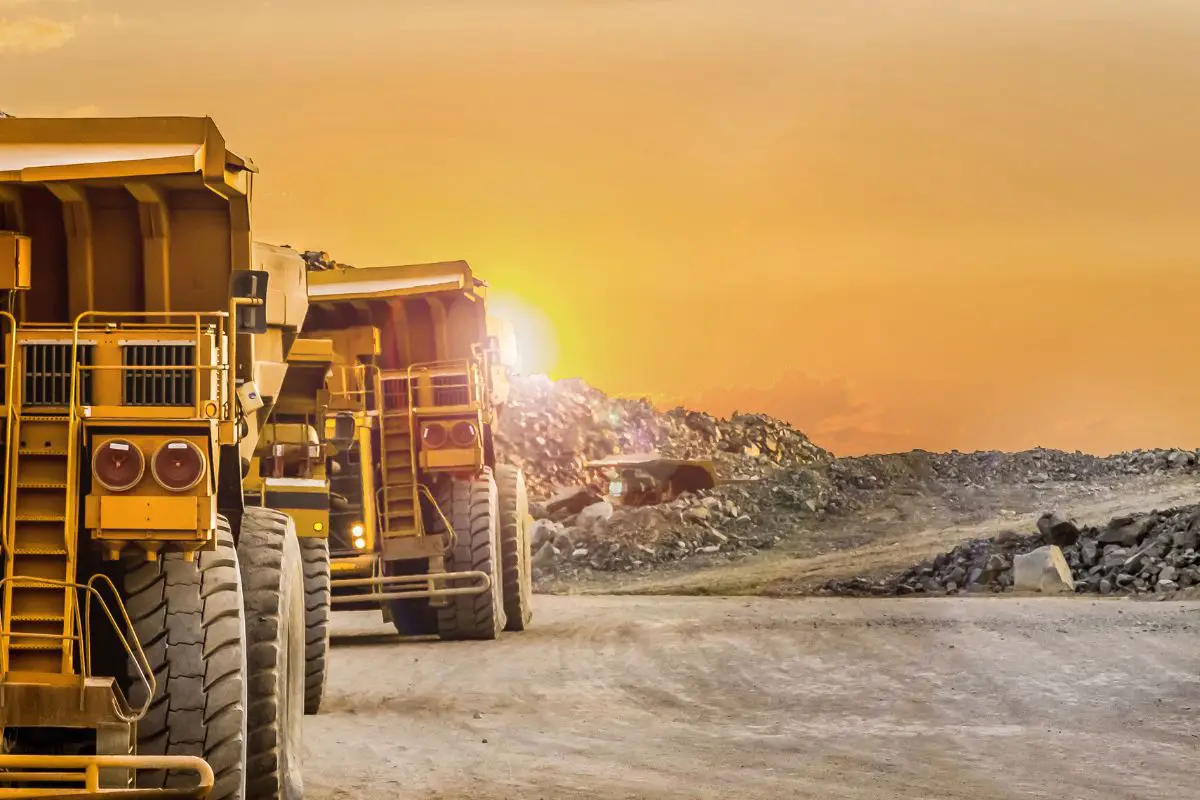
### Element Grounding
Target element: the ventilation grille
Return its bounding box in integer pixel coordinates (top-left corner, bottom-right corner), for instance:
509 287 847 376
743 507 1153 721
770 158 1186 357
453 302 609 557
432 374 470 407
22 343 93 407
122 344 195 407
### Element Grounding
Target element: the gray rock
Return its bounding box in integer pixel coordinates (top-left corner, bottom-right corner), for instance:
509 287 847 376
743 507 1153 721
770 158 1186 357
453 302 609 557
530 519 562 550
1099 578 1113 595
1173 528 1199 551
1159 565 1179 583
578 500 614 524
1102 548 1129 569
1098 516 1156 547
1158 579 1179 592
1037 513 1080 547
1080 539 1099 568
571 548 590 560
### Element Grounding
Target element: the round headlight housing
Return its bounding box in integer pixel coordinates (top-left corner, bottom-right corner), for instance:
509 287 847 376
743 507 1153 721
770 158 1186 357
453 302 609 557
151 440 207 492
92 439 145 492
450 421 478 448
422 424 447 449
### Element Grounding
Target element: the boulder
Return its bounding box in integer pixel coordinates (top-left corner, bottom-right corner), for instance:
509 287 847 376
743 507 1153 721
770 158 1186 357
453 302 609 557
1098 515 1155 547
578 500 614 525
1037 513 1080 547
1012 546 1075 594
545 485 605 516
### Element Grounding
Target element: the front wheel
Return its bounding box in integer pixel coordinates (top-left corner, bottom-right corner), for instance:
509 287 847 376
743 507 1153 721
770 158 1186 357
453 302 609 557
238 507 306 800
436 470 506 640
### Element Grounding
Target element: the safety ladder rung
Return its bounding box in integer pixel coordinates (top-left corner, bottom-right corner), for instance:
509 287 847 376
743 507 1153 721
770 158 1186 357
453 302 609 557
15 514 66 522
12 547 69 556
17 482 68 489
10 612 66 622
17 415 68 422
17 450 68 457
8 640 68 651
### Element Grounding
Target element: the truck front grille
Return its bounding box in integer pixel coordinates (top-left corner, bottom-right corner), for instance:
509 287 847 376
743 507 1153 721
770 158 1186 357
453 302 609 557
22 343 94 407
123 344 195 407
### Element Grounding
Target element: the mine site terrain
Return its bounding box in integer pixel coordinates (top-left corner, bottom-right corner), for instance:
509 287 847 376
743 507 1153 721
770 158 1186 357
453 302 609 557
307 375 1200 799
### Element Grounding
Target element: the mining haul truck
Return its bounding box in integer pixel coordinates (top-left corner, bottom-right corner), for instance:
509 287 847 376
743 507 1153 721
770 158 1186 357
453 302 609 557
303 260 533 640
0 116 310 799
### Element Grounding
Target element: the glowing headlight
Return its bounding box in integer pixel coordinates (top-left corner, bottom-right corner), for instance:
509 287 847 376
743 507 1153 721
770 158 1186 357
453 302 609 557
150 440 207 492
92 439 145 492
354 537 367 549
352 523 364 538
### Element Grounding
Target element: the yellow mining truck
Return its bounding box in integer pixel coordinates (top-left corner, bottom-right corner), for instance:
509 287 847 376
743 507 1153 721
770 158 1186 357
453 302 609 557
304 260 532 639
0 116 309 798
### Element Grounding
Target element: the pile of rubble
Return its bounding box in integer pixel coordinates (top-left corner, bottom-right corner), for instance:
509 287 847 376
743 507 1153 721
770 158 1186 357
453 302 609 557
496 376 829 498
530 483 782 581
823 506 1200 598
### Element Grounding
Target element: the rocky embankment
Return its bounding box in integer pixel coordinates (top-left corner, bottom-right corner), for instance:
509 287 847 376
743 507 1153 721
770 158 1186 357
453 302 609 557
497 375 1200 583
824 506 1200 598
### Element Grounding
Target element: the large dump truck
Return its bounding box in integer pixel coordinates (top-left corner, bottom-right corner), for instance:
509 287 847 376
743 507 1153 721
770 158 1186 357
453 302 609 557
304 260 533 640
0 116 309 798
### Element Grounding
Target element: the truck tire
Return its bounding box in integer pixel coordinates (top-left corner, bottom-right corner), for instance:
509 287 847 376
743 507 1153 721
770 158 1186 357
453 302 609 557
495 464 533 632
385 558 437 637
123 515 247 800
237 507 306 800
299 536 331 715
436 471 506 640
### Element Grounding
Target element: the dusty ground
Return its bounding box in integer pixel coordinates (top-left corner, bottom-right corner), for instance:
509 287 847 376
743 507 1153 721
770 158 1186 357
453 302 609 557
304 595 1200 800
579 473 1200 596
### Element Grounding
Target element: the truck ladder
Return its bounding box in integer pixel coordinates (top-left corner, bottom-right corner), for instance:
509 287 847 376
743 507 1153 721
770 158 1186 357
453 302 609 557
377 373 421 537
2 411 77 675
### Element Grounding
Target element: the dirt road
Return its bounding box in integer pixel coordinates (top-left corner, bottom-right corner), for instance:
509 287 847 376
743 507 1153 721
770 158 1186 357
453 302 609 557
304 596 1199 800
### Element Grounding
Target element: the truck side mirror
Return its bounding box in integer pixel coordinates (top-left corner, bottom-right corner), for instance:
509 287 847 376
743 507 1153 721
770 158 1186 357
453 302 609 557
230 270 270 334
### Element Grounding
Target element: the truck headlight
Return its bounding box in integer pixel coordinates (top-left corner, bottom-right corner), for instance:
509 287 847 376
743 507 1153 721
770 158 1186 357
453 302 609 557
422 424 447 449
151 440 207 492
92 439 145 492
450 421 477 448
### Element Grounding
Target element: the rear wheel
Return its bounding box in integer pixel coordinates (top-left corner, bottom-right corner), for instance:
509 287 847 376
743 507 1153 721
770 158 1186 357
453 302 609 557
299 536 331 715
436 471 506 640
122 515 247 800
238 507 306 800
495 465 533 631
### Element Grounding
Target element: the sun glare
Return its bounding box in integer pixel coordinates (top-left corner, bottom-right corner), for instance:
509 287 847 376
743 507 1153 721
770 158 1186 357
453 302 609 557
486 291 558 377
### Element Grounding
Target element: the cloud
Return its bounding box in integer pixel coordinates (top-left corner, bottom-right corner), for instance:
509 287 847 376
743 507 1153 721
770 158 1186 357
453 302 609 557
0 15 75 53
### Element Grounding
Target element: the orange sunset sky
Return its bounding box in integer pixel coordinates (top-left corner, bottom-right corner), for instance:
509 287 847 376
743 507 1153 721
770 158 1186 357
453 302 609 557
2 1 1199 456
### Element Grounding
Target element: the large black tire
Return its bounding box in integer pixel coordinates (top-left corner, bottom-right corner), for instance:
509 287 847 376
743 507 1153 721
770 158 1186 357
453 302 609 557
123 516 247 800
495 464 533 632
385 558 438 637
299 536 331 715
237 507 306 800
436 471 506 640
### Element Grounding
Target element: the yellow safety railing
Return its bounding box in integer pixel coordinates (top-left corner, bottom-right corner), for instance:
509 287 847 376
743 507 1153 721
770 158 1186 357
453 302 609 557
0 575 156 723
0 310 18 561
67 310 234 422
0 754 213 798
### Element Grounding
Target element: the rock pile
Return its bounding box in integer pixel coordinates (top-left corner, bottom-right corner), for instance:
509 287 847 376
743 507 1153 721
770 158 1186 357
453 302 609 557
496 376 829 498
823 506 1200 598
530 483 781 582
